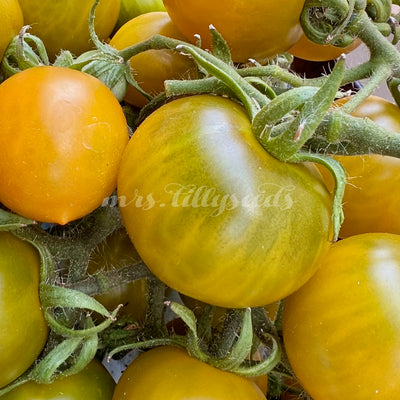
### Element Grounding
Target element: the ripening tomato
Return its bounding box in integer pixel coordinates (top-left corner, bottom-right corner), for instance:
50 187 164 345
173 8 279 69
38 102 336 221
87 228 147 321
318 95 400 237
288 33 361 62
162 0 304 63
0 66 129 225
1 360 115 399
117 94 332 308
0 0 23 62
0 231 48 389
109 12 197 108
112 346 266 399
18 0 120 59
116 0 166 30
283 233 400 399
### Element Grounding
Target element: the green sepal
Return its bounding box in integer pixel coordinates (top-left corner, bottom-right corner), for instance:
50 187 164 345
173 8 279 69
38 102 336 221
30 337 83 383
209 25 233 65
40 284 111 317
0 209 34 230
175 43 268 119
212 308 253 370
253 86 319 142
230 333 281 377
1 29 49 77
290 151 346 241
60 319 99 378
106 337 186 361
257 56 345 161
166 301 208 362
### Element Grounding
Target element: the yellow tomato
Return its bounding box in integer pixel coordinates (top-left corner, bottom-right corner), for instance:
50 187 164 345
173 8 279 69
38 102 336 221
0 0 23 61
18 0 120 59
110 12 197 108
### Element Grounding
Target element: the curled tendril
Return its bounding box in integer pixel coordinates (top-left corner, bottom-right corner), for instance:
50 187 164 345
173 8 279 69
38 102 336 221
365 0 392 22
301 0 358 46
301 0 393 46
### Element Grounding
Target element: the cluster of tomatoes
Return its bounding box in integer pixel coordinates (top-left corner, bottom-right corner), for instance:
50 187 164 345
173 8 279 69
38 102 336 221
1 0 400 399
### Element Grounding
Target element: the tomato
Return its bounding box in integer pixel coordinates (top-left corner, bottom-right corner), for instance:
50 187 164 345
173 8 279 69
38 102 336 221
282 233 400 399
87 228 147 321
162 0 304 63
1 360 115 399
112 346 266 399
0 231 48 389
117 94 332 308
0 0 23 62
289 33 361 62
18 0 120 59
318 95 400 237
109 12 197 108
0 66 129 225
116 0 166 30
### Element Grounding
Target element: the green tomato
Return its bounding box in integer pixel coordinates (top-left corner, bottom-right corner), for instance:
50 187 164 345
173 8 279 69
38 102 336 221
0 231 48 389
1 360 115 399
116 0 166 29
117 94 332 308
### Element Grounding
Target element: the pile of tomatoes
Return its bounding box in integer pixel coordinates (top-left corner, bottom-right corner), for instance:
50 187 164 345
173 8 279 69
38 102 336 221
1 0 400 399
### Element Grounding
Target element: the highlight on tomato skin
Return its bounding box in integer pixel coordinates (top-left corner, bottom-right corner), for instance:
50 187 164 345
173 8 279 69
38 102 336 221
282 233 400 399
0 65 129 225
0 231 48 390
117 94 333 309
109 11 197 108
162 0 305 63
111 346 267 400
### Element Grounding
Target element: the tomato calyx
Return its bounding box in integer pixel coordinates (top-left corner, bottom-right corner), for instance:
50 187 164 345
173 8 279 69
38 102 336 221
107 300 281 379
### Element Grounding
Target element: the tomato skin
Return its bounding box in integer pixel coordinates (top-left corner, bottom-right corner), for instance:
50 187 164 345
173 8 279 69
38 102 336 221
283 233 400 399
0 66 129 225
289 33 361 62
1 360 115 399
18 0 120 59
0 0 23 61
0 231 48 389
116 0 166 29
319 95 400 237
162 0 304 63
87 229 147 321
112 346 266 399
110 12 197 108
117 94 332 308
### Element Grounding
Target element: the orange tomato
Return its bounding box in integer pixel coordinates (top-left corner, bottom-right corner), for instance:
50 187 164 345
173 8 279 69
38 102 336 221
162 0 304 63
289 33 361 62
319 95 400 237
110 12 197 108
0 66 129 224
